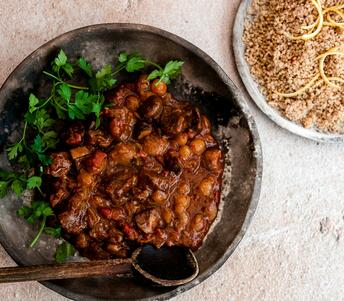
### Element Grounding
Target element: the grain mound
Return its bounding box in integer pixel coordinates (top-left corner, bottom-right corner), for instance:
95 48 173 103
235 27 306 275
243 0 344 132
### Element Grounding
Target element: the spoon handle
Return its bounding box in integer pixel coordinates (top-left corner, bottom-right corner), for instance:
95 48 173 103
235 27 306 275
0 259 132 283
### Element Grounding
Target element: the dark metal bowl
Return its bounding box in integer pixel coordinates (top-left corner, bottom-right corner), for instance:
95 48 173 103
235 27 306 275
0 24 262 300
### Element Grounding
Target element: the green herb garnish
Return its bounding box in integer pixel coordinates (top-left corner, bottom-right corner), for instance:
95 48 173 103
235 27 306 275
17 200 54 247
55 241 75 263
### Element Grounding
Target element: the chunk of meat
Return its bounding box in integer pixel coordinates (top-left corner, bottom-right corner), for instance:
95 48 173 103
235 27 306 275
106 243 129 258
125 95 140 111
77 169 95 188
86 207 100 228
135 209 161 234
106 85 136 106
64 122 85 146
200 115 211 134
160 106 187 135
139 95 163 119
122 223 139 240
75 232 90 249
83 242 112 259
85 150 107 173
87 129 113 148
202 148 223 171
45 152 72 177
89 222 109 241
107 227 124 243
164 151 182 176
58 195 89 234
104 168 138 199
103 107 136 141
131 187 151 202
141 171 174 191
134 122 153 140
108 142 137 166
49 176 76 208
70 146 92 160
137 74 154 100
143 135 169 156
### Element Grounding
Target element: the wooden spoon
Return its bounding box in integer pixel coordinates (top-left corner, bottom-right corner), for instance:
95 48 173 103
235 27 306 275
0 245 199 287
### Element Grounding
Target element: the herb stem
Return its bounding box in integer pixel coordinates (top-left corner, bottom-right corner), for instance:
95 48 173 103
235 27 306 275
53 100 68 112
141 60 164 71
66 83 89 90
37 186 43 196
36 96 52 110
112 65 126 76
43 71 89 90
29 215 46 248
43 71 60 82
17 122 28 147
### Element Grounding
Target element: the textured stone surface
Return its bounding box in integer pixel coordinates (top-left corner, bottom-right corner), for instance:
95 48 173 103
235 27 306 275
1 0 344 300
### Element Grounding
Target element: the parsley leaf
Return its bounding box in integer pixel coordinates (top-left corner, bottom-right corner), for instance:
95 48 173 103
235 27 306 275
44 226 61 238
90 65 117 92
42 130 58 149
0 170 27 197
65 90 101 123
57 83 72 101
17 201 54 224
125 55 145 72
118 52 128 63
29 94 40 113
27 176 42 190
117 52 145 72
54 50 67 67
52 50 74 77
55 241 75 263
32 135 52 166
11 179 26 196
33 109 55 132
78 57 93 77
6 143 23 160
74 91 97 114
0 181 7 198
118 52 184 85
146 70 161 81
147 60 184 84
17 200 55 248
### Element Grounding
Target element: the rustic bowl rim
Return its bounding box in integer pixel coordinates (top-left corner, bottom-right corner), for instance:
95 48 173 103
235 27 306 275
0 23 263 301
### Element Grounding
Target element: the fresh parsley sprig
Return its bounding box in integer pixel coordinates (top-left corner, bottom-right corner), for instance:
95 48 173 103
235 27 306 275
117 52 184 84
17 200 54 247
55 241 75 263
0 170 42 198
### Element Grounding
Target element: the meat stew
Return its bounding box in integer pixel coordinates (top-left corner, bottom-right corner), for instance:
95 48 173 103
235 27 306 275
46 76 224 259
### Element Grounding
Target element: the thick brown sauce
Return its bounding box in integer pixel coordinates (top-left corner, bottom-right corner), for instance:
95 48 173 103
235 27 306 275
45 75 224 259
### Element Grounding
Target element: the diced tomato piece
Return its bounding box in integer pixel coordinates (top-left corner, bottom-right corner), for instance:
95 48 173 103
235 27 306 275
99 207 112 219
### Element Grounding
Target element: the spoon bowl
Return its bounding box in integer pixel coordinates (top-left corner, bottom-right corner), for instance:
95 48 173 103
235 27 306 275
132 245 199 286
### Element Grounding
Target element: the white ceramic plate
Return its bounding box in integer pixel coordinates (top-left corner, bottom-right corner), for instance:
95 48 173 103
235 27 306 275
233 0 344 143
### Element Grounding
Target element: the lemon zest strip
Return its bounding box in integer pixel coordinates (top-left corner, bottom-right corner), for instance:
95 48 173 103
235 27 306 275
275 74 320 97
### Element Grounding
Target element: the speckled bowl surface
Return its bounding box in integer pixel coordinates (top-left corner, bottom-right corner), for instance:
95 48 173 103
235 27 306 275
0 23 262 301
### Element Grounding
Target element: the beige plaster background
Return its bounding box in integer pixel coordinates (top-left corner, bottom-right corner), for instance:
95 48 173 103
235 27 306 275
0 0 344 300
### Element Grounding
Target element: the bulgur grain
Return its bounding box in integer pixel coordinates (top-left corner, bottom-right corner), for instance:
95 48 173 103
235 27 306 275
243 0 344 132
